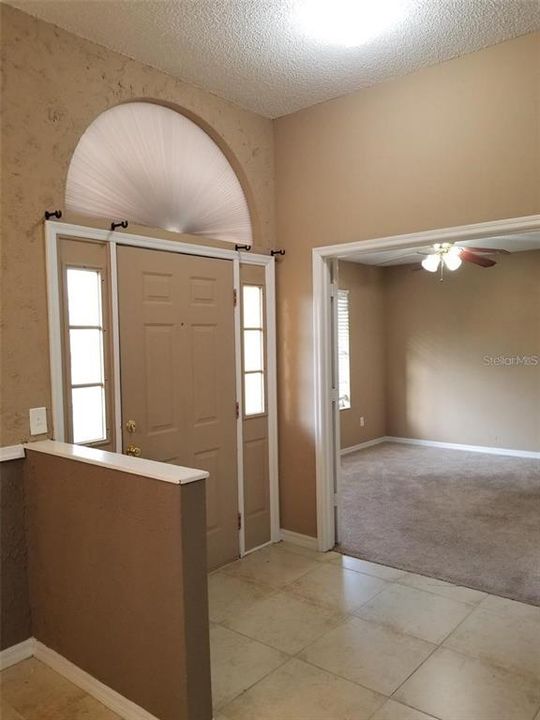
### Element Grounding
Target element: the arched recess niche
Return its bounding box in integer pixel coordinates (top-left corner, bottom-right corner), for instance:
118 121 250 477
65 100 254 245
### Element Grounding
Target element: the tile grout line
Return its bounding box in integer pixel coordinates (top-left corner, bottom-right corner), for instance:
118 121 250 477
386 600 479 703
213 619 296 657
368 696 442 720
433 642 540 688
285 605 436 703
260 538 539 611
391 576 488 605
439 603 540 683
290 647 391 705
279 544 493 607
219 554 323 592
214 649 291 713
211 566 358 713
211 545 540 717
213 546 477 697
214 593 392 707
436 597 479 645
215 613 392 716
222 544 520 609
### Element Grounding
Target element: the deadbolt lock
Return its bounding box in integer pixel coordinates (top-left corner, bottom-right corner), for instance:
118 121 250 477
125 419 137 433
125 444 142 457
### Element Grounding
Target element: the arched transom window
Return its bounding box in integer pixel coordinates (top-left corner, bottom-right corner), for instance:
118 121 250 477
65 102 252 245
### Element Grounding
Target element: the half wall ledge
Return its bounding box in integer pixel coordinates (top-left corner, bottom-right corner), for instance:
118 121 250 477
23 439 209 485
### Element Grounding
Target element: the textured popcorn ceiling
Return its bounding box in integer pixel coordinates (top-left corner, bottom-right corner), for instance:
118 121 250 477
5 0 540 117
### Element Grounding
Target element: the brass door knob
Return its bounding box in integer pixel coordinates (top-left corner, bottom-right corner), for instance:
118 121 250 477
125 444 142 457
125 419 137 433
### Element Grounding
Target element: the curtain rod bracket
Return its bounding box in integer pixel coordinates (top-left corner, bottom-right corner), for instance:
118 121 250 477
235 244 251 252
111 220 129 231
44 210 62 220
270 249 285 257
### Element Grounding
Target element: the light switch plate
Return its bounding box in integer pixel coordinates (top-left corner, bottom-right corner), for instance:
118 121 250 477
29 407 48 435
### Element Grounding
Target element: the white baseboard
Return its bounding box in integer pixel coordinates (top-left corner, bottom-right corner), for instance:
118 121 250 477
1 638 158 720
0 638 33 670
340 437 386 456
339 435 539 459
33 640 159 720
280 529 318 550
386 436 540 459
243 539 273 557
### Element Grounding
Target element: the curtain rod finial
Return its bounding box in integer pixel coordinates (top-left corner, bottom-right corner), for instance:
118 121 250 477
110 220 129 231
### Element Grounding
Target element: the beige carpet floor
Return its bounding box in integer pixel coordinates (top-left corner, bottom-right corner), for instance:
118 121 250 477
339 442 540 606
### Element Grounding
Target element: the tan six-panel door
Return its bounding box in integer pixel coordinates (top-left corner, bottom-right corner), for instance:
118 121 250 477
117 246 238 570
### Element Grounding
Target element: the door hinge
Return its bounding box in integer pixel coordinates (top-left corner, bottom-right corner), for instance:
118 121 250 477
236 401 240 419
233 288 238 307
238 512 242 530
329 282 336 298
333 492 339 507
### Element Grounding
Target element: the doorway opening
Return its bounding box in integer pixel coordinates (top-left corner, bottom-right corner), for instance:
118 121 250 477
313 214 540 604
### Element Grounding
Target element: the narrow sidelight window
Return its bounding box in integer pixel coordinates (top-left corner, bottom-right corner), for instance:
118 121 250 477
337 289 351 410
66 268 107 443
242 285 265 415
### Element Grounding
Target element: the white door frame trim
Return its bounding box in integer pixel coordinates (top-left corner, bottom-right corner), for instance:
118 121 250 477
313 214 540 552
45 220 280 553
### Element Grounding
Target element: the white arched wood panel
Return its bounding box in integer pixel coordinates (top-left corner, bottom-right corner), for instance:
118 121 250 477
65 102 252 245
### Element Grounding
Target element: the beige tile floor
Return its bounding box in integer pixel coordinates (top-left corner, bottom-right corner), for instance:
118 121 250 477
2 542 540 720
0 657 121 719
211 542 540 720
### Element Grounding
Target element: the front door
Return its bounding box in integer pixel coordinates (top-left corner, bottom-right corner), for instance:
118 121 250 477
117 246 238 570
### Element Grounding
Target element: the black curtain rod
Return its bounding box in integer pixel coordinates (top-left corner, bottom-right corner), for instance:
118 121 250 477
44 210 62 220
111 220 129 231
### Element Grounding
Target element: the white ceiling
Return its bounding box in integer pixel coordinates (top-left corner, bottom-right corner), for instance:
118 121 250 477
340 232 540 266
5 0 540 118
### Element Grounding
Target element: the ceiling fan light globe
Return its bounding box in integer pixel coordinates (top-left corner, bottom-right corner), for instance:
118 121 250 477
443 253 462 271
422 254 440 272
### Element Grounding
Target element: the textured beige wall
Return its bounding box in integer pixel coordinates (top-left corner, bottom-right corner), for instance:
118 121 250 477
340 252 540 453
1 459 31 650
275 32 540 536
384 250 540 452
0 4 274 445
338 261 386 449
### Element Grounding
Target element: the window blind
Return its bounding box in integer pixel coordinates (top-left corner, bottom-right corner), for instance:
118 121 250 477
337 289 351 410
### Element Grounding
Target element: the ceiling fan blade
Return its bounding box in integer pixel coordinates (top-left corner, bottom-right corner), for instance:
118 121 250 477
459 246 510 254
460 249 496 267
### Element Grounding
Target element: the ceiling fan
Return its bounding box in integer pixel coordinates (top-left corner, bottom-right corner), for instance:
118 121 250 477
419 242 510 276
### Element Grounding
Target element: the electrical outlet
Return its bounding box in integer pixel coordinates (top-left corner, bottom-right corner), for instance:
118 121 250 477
360 416 365 427
29 407 48 435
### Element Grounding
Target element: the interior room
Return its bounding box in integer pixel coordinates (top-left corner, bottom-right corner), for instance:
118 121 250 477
1 2 539 720
336 239 540 605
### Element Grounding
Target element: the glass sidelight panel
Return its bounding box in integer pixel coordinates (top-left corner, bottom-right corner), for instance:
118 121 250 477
243 285 263 327
244 372 265 416
242 285 265 416
243 330 263 372
65 267 107 444
72 385 106 444
67 268 102 326
69 329 104 385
